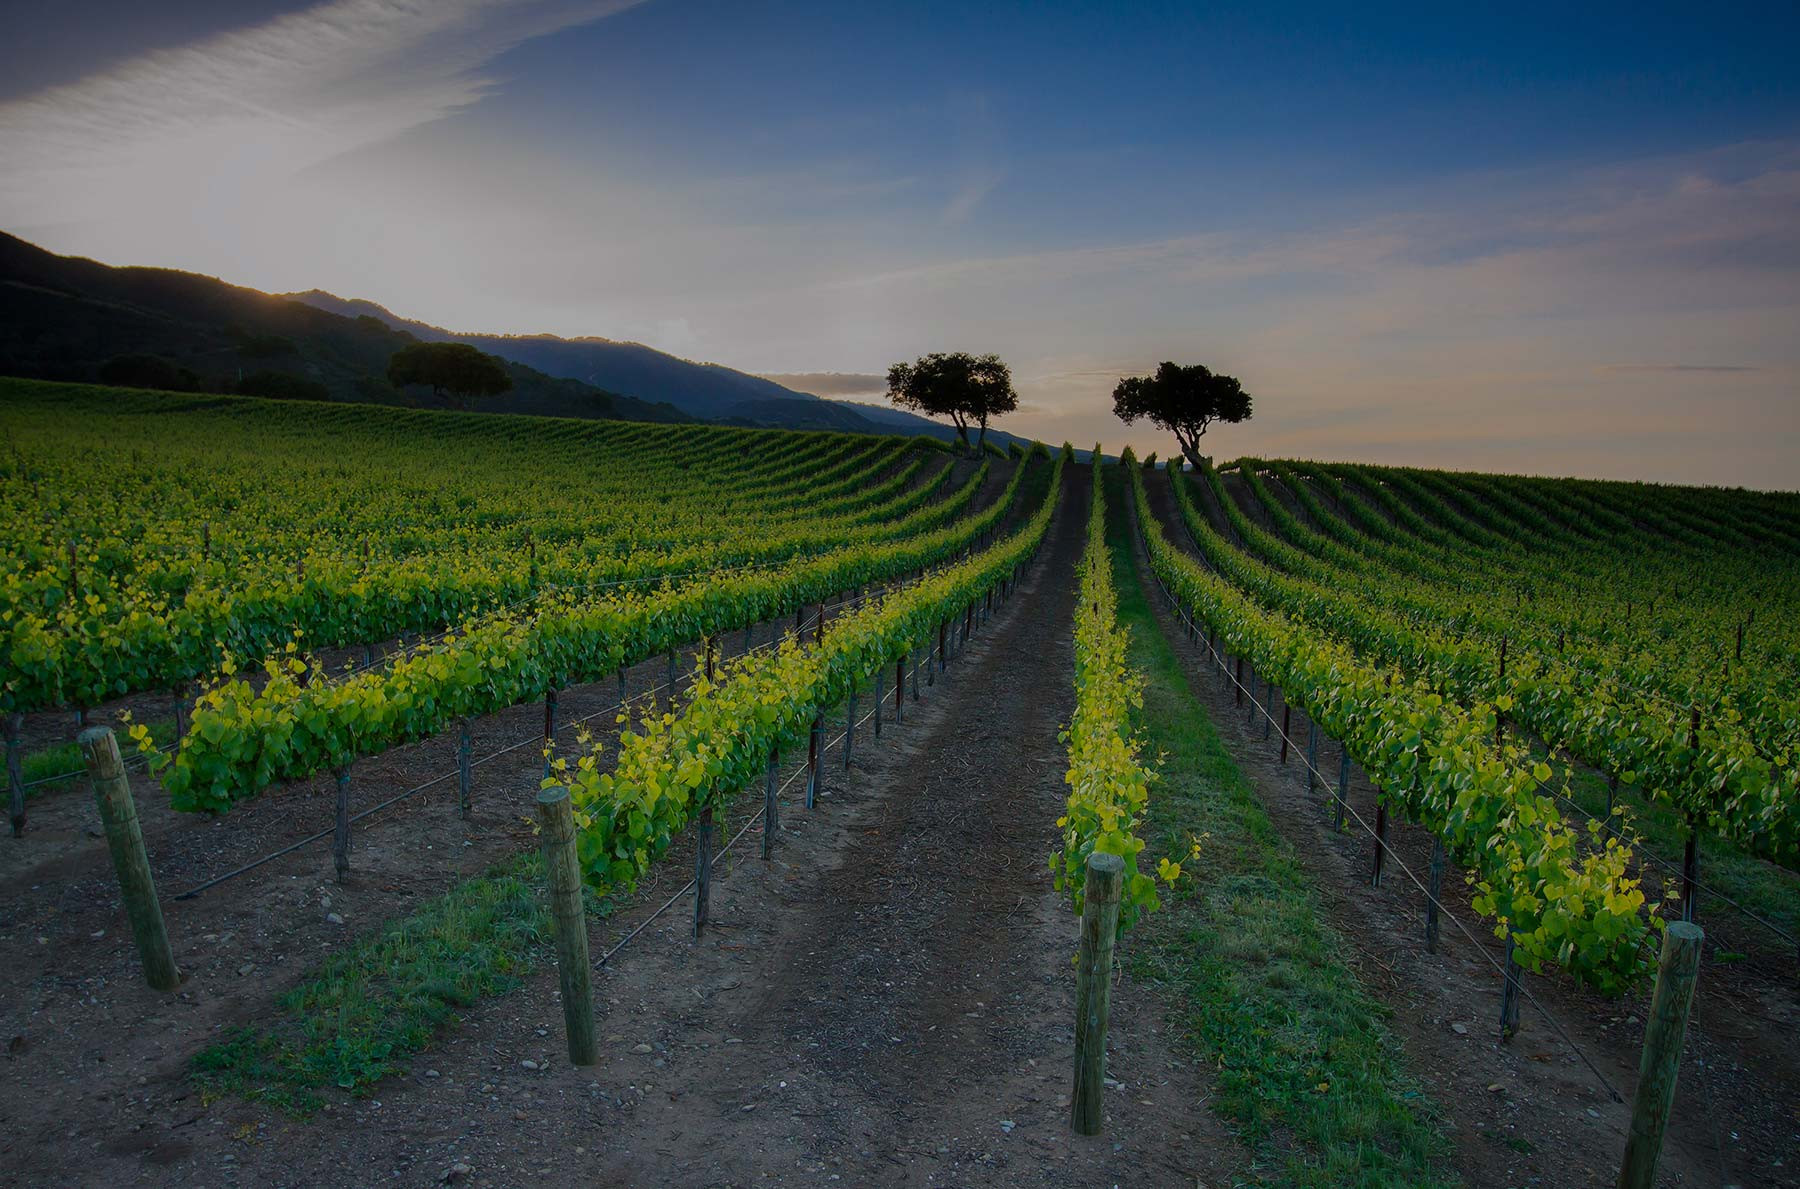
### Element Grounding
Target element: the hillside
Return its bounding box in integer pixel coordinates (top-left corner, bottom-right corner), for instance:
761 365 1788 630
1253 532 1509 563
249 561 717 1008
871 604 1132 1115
285 288 1036 449
0 232 687 423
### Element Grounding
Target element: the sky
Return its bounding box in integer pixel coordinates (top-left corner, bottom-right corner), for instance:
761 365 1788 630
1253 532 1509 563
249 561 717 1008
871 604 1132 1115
2 1 1798 488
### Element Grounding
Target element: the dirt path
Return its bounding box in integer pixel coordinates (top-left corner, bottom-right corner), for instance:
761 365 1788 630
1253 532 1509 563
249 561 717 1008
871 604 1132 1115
1137 468 1796 1189
2 466 1246 1188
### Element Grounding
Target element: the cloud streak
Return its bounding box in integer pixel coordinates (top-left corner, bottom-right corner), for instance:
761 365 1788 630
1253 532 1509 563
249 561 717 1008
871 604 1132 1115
758 371 888 396
1601 364 1763 374
0 0 640 227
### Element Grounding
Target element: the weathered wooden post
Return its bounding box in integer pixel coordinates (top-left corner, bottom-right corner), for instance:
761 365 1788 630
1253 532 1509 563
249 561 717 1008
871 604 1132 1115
1682 709 1700 923
1499 934 1523 1038
873 670 884 739
1617 922 1703 1189
333 766 352 883
535 787 596 1066
693 804 714 937
542 687 559 779
1070 851 1124 1137
6 712 23 837
77 727 180 990
896 657 907 719
844 688 856 768
1371 801 1388 887
1425 838 1445 952
806 716 823 809
911 648 921 702
762 747 780 859
1279 704 1291 763
457 719 473 819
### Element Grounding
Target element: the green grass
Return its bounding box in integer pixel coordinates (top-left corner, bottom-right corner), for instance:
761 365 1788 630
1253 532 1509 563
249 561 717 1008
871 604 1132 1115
192 855 611 1113
15 718 179 796
1102 466 1458 1188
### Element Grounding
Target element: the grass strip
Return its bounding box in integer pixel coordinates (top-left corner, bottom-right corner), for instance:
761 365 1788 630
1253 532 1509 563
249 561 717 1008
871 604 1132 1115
1103 465 1458 1188
192 855 609 1113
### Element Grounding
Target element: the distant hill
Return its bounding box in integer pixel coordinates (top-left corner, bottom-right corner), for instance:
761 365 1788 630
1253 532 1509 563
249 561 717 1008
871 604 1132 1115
0 229 1038 447
0 231 687 423
284 290 1035 450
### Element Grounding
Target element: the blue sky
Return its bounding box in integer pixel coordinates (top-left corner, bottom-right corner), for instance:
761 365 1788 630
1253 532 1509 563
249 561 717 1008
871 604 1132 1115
3 1 1797 485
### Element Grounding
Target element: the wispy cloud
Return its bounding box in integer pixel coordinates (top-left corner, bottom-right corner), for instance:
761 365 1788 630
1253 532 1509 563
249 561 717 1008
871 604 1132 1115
1601 364 1764 374
758 371 888 396
0 0 640 227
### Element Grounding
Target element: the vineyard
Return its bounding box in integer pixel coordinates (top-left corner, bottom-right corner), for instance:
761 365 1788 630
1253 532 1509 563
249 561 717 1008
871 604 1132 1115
1 376 1794 1187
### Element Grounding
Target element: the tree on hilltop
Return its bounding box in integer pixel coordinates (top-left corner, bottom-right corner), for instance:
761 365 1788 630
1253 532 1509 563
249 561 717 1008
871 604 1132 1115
885 351 1017 454
1112 362 1252 472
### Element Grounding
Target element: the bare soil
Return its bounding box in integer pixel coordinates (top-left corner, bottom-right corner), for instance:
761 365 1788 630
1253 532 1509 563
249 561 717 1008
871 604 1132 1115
0 465 1246 1188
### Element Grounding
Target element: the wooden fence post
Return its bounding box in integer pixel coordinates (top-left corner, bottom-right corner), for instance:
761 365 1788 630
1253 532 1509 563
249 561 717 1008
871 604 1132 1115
1617 922 1703 1189
1499 934 1523 1038
1681 811 1700 925
333 766 352 883
1371 801 1388 887
1334 749 1351 830
844 688 856 768
1071 851 1125 1137
873 670 884 738
6 712 23 838
77 727 180 990
693 805 714 938
535 787 596 1066
1426 838 1445 952
1280 704 1291 763
542 687 559 780
806 717 823 809
762 748 779 859
457 719 473 820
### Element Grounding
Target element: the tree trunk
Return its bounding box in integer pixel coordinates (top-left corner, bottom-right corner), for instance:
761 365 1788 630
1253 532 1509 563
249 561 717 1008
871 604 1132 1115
1176 422 1209 473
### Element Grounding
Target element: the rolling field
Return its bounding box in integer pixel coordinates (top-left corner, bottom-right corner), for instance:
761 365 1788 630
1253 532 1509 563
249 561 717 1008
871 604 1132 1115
1 376 1794 1187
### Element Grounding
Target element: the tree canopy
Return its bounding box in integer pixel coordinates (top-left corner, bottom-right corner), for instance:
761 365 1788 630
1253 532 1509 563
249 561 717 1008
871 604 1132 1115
885 351 1018 452
387 342 513 407
1112 362 1252 471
